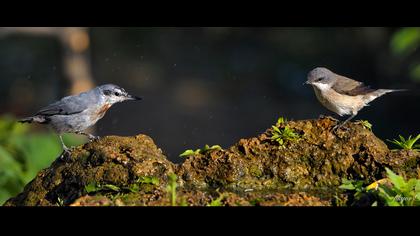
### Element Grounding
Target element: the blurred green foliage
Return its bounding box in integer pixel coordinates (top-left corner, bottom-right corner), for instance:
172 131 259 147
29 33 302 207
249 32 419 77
0 114 85 205
391 27 420 82
391 27 420 56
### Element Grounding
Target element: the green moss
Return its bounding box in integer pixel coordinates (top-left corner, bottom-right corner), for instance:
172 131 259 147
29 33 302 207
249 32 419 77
249 165 263 178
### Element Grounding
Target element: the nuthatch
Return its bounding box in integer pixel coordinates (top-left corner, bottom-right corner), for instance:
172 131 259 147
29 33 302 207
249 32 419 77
305 67 404 130
19 84 142 154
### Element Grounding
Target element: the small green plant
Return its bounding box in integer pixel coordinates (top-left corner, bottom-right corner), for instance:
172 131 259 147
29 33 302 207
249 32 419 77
84 182 121 193
207 190 226 206
270 117 300 147
338 178 381 206
84 182 99 193
56 197 64 206
167 173 178 206
179 144 222 157
387 134 420 150
340 168 420 206
126 176 160 193
85 176 160 194
357 120 373 130
276 117 285 126
339 178 366 200
375 168 420 206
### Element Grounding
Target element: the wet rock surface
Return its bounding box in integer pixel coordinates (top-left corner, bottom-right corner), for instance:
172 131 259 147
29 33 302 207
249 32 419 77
4 117 420 206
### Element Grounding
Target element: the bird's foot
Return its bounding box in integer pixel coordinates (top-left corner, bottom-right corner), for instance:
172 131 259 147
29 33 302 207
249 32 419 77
59 147 72 161
75 132 100 142
332 123 350 133
87 134 100 142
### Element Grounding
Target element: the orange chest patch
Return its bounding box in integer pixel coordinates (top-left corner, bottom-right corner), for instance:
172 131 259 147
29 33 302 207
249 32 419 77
97 104 111 118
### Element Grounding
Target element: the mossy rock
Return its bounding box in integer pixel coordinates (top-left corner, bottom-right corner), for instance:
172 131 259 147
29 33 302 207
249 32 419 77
4 117 420 206
4 134 175 206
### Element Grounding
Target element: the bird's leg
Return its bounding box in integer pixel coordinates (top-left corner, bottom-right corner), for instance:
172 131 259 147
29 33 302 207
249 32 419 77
58 134 71 160
76 131 99 141
333 114 356 131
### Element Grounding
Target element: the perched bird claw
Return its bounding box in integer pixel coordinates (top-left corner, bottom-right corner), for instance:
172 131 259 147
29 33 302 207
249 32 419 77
87 134 100 142
59 148 72 161
332 123 350 134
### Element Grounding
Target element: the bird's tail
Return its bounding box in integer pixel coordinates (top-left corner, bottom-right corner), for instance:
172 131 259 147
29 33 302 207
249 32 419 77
18 117 34 123
363 89 407 103
18 116 47 124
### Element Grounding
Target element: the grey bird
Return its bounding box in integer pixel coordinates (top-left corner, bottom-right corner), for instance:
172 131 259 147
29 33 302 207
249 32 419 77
19 84 142 154
305 67 404 130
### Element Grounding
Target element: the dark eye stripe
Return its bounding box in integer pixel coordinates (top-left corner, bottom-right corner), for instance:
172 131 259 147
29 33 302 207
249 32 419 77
103 90 112 96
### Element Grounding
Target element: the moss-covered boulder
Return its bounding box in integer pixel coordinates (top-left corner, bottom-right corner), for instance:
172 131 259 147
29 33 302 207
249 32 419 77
3 134 175 206
4 117 420 206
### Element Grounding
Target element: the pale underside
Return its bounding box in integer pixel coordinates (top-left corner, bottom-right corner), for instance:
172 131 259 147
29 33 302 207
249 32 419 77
312 83 368 116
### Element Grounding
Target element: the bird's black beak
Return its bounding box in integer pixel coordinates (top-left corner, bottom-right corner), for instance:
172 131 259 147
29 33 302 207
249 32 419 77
127 94 143 101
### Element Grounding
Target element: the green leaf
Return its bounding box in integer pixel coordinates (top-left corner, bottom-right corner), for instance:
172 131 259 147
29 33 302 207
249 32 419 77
385 168 406 190
208 197 224 206
179 149 196 157
85 182 99 193
276 117 285 126
136 176 160 185
272 125 281 133
103 184 121 192
387 134 420 150
127 184 140 193
415 180 420 194
167 173 178 206
339 178 356 190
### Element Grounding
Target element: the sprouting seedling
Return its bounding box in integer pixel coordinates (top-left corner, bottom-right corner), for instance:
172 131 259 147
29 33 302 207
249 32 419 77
167 173 178 206
270 124 300 147
387 134 420 150
126 176 160 193
207 189 226 206
357 120 373 130
179 144 222 157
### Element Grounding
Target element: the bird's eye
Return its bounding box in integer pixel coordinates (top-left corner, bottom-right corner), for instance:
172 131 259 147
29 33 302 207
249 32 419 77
315 77 324 82
114 92 120 96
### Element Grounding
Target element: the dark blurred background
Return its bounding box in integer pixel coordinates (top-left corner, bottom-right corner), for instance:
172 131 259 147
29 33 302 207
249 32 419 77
0 27 419 203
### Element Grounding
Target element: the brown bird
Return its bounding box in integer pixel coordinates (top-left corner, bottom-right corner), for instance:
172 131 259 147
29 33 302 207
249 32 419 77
305 67 405 130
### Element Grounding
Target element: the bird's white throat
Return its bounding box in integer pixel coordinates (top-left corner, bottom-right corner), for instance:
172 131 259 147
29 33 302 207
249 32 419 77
311 82 331 91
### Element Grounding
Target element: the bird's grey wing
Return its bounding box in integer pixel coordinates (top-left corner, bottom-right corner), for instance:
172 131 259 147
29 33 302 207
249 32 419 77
331 75 375 96
35 95 88 116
